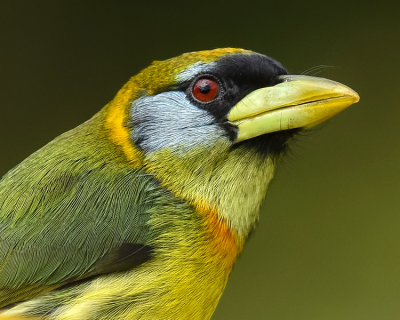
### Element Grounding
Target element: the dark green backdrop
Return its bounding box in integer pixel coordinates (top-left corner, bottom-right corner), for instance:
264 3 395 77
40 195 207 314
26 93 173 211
0 1 399 319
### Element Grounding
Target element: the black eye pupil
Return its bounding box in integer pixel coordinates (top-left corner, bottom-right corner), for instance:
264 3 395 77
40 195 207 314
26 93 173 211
199 84 211 94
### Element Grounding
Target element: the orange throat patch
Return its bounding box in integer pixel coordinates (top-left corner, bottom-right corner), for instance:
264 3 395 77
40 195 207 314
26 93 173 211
194 200 244 268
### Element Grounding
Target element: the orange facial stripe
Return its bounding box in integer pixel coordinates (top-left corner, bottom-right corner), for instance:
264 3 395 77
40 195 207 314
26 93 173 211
105 80 144 166
193 200 244 267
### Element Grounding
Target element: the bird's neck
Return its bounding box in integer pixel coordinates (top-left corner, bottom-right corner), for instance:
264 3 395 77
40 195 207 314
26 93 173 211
142 143 277 240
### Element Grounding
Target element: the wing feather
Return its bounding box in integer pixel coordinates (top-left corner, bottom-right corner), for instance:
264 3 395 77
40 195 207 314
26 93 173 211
0 130 155 307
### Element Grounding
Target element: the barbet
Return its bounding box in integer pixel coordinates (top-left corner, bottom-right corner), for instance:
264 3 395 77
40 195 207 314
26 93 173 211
0 48 359 320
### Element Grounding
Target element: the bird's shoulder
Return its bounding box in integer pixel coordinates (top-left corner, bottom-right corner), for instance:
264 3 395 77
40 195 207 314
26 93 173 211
0 121 159 308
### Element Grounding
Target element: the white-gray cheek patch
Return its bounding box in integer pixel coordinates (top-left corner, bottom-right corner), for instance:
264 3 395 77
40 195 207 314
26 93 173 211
176 62 216 83
130 91 227 153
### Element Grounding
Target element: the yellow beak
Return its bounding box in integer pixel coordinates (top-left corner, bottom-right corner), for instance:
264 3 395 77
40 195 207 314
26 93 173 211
227 75 360 143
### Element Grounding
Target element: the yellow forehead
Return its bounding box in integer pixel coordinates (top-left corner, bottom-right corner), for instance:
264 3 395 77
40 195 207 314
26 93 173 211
133 48 251 95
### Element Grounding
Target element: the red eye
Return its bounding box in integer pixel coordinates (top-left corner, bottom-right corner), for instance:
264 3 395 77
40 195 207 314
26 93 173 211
192 78 219 102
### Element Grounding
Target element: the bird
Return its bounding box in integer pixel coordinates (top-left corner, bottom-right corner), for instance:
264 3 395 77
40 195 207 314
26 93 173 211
0 48 359 320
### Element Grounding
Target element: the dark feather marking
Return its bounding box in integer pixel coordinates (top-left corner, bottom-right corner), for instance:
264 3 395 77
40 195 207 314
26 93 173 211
53 243 153 293
0 302 19 311
92 243 154 275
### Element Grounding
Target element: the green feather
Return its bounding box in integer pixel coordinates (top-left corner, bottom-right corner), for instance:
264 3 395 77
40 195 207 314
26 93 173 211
0 110 157 308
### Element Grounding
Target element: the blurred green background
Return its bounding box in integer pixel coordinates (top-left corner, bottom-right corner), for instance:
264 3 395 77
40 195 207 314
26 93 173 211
0 1 399 319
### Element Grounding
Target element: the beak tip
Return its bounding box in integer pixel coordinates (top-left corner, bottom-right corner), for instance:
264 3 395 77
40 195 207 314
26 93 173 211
347 88 360 104
353 92 360 103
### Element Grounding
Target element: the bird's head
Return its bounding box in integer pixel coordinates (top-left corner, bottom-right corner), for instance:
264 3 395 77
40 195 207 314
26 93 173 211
104 48 359 240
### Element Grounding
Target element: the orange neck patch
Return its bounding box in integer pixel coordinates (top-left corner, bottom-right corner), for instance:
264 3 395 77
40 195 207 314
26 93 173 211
193 200 244 268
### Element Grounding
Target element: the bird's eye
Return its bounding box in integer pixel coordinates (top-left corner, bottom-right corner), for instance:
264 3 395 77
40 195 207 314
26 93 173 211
192 78 219 102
